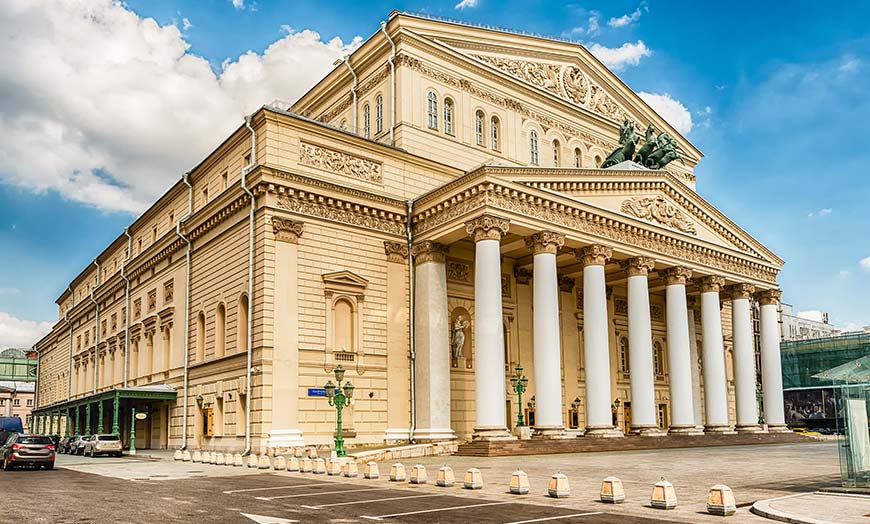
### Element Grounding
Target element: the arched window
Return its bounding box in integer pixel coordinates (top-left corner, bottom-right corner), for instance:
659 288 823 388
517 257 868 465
574 148 582 168
237 294 249 354
427 91 438 129
443 98 454 135
595 154 603 167
653 341 665 377
552 140 560 167
333 298 355 352
529 130 539 165
196 312 205 362
215 303 226 358
363 103 371 139
490 116 500 151
619 336 630 374
375 94 383 134
475 110 484 146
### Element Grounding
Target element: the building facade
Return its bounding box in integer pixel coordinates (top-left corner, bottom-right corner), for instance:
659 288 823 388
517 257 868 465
780 303 839 341
0 382 35 431
32 12 788 452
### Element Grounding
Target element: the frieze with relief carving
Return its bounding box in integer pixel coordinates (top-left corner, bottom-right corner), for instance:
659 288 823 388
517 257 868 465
621 196 697 235
447 261 470 282
299 142 383 185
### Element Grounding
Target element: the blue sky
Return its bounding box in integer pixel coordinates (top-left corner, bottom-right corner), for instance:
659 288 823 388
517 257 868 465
0 0 868 347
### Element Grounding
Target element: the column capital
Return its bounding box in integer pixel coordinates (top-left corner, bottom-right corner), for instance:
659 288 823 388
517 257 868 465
464 214 510 242
558 275 575 293
524 231 565 255
695 275 726 293
620 256 655 276
756 288 782 305
411 240 449 264
726 283 756 300
272 217 304 243
514 266 533 285
661 266 693 285
575 244 613 267
383 241 409 263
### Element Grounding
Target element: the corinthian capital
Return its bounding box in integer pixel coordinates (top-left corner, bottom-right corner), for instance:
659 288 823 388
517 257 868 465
661 266 693 285
575 244 613 267
525 231 565 255
621 256 656 276
756 288 782 306
695 275 726 293
726 283 755 300
272 217 304 243
383 241 409 263
464 214 510 242
411 240 449 264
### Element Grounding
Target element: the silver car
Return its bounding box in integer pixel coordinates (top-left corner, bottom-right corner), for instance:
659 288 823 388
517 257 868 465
83 434 123 457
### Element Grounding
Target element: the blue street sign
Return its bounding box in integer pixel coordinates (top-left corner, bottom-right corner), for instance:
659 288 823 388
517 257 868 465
308 388 327 397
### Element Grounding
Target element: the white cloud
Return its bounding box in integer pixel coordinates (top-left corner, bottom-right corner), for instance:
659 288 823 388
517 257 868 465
0 311 52 349
807 208 832 219
860 256 870 271
181 17 192 31
608 8 642 28
838 270 852 279
637 92 693 135
455 0 479 9
0 0 360 214
797 310 826 323
567 11 600 37
587 41 651 71
232 0 245 9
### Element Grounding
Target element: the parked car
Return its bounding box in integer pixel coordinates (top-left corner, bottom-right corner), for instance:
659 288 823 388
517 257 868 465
0 434 55 470
83 434 122 457
74 435 90 455
0 416 23 445
61 436 78 454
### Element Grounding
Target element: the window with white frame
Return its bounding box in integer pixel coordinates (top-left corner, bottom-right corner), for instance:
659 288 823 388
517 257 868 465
444 98 454 135
375 94 383 134
490 116 500 150
363 103 371 139
427 91 438 129
574 148 582 168
553 140 560 166
475 110 484 146
529 130 539 164
619 336 630 374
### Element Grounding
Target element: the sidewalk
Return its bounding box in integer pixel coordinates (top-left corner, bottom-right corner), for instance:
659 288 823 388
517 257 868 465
751 491 870 524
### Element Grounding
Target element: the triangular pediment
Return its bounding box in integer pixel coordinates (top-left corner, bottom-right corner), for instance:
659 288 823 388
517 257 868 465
322 270 369 291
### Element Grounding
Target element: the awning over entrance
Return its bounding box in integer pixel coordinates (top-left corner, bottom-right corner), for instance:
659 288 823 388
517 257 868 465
33 385 177 416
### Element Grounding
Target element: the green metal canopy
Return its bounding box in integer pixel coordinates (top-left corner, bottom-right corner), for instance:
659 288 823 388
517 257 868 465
32 384 177 416
812 355 870 384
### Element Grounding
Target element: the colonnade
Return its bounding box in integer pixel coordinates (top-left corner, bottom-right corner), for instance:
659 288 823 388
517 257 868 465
413 213 788 441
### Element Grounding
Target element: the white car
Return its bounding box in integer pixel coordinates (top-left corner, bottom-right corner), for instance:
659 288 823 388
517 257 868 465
83 434 123 457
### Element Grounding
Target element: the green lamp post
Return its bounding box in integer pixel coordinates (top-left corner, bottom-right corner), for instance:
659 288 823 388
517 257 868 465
509 365 529 427
324 365 354 457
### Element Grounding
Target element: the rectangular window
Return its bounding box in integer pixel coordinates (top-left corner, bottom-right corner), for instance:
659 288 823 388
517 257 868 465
222 172 228 190
13 399 20 406
26 399 33 407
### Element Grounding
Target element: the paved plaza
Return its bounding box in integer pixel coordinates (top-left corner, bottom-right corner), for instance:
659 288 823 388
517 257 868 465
1 441 861 524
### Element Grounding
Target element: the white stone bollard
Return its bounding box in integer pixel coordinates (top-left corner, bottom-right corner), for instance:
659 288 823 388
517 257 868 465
192 451 202 463
343 461 359 478
464 468 483 489
410 464 427 484
389 463 406 481
436 465 454 487
364 462 380 479
174 450 183 461
293 447 304 458
233 453 244 467
247 454 259 468
706 484 736 516
600 476 625 503
313 457 327 474
327 459 342 476
258 455 271 469
548 473 570 498
651 478 678 509
300 457 313 472
201 451 211 463
287 456 300 471
307 447 319 459
215 453 226 466
182 450 192 462
224 453 234 466
273 455 286 470
510 470 530 495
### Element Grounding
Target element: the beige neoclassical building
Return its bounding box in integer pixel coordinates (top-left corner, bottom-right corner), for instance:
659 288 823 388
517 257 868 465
32 11 788 452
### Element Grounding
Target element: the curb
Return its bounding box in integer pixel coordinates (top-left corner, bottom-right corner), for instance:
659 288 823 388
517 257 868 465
750 493 840 524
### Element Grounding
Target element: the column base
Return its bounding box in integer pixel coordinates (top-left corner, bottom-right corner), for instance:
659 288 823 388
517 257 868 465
472 426 516 441
533 425 571 439
383 428 411 445
735 424 765 434
583 425 624 438
267 429 305 449
704 424 737 434
765 424 792 434
668 425 705 436
412 428 457 442
628 425 666 437
512 426 532 440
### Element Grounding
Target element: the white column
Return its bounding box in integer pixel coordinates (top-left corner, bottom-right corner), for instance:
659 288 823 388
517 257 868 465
623 257 661 436
527 231 566 438
758 289 788 432
466 215 514 441
698 276 731 432
577 245 621 437
687 303 703 430
662 267 696 433
412 240 456 441
728 283 761 432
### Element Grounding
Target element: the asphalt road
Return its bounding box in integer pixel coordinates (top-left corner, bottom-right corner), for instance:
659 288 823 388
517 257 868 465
0 465 682 524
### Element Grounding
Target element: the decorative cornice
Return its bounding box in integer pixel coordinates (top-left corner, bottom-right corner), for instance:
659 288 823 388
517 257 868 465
465 214 510 242
383 241 410 263
276 190 405 236
696 275 726 293
576 244 613 267
411 240 449 264
299 142 383 185
726 283 755 300
514 266 533 285
621 256 655 277
661 266 693 286
272 217 304 243
756 288 782 306
265 167 406 208
525 231 565 255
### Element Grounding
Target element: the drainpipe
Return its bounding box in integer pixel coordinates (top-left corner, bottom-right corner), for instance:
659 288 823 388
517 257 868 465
175 173 193 450
90 259 101 395
241 115 257 456
343 57 358 134
406 200 416 443
66 287 73 401
380 21 397 145
121 229 132 388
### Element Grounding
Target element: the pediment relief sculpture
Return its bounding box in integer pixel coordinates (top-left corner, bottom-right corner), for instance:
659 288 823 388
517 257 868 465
621 196 697 235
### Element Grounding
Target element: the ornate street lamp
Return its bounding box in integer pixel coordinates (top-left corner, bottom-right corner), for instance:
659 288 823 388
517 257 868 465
324 365 354 457
509 365 529 427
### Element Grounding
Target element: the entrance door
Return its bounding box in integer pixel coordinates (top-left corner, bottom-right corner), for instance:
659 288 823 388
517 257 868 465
624 402 632 434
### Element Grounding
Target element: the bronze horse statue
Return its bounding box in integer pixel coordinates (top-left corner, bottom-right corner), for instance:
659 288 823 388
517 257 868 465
600 120 639 168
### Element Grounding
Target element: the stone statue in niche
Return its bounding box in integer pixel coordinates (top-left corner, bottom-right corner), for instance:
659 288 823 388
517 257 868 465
451 316 469 359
